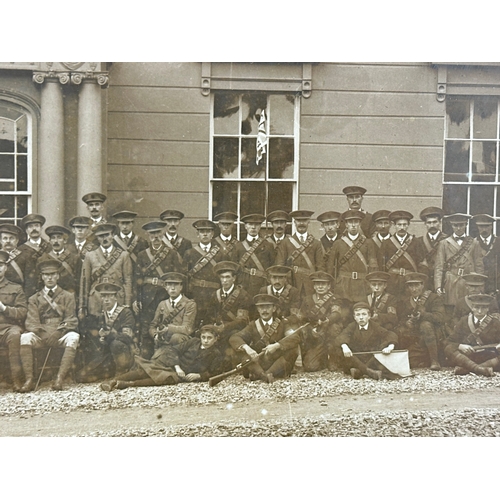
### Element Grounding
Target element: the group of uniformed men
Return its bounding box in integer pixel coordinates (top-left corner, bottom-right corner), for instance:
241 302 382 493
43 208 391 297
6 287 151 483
2 185 500 393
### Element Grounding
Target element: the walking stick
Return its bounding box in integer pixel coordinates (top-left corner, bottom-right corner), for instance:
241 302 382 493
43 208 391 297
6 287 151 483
34 347 52 391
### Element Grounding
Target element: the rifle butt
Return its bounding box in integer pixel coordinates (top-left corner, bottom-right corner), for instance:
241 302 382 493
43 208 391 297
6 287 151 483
209 368 237 387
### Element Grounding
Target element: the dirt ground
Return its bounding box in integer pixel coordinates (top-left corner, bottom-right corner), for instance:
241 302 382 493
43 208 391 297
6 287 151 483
2 386 500 437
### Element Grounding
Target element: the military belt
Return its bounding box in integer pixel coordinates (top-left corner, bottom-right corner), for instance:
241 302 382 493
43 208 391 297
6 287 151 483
190 278 219 289
292 266 312 275
338 270 367 280
388 267 407 276
143 277 165 287
242 267 267 279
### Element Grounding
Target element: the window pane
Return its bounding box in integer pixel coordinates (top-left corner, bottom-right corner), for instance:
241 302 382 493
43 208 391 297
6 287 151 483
446 97 470 139
240 181 265 216
470 185 494 215
444 140 469 181
442 184 468 235
268 182 293 213
269 94 294 135
212 181 238 217
0 155 14 178
471 141 496 182
0 182 14 191
269 138 294 179
17 195 28 218
241 93 267 135
474 97 497 139
214 93 239 135
213 137 238 178
16 114 28 153
241 138 265 178
0 195 15 217
17 155 28 191
0 121 15 152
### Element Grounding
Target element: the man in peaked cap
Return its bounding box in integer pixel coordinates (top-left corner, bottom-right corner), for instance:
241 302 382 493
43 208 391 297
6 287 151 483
230 214 275 298
317 211 341 268
379 210 428 297
0 223 37 298
371 210 392 252
82 192 107 230
397 272 446 370
229 294 298 382
19 213 50 260
20 259 80 391
213 212 239 257
365 271 399 331
134 221 185 359
326 210 378 303
417 207 448 288
159 209 192 258
472 214 496 259
259 265 300 320
444 294 500 376
434 214 484 316
0 249 28 392
68 216 96 262
76 282 136 383
338 186 375 237
276 210 325 297
205 260 252 369
37 225 80 297
79 223 133 321
184 219 225 327
112 211 149 267
266 210 290 252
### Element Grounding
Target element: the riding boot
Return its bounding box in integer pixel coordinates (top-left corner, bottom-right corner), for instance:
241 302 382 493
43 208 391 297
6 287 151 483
426 341 441 371
8 346 23 392
19 345 35 393
452 351 494 377
421 321 441 370
52 347 77 391
479 357 500 371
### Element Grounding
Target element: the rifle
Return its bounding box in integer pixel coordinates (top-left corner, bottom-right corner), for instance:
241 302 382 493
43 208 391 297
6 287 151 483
209 351 265 387
472 343 499 352
34 347 52 391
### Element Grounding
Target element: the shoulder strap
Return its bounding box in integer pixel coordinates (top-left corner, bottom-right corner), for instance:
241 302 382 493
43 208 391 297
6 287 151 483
92 247 123 282
338 235 368 269
445 237 474 270
288 235 315 270
41 290 65 317
239 238 266 268
187 245 221 277
385 235 417 271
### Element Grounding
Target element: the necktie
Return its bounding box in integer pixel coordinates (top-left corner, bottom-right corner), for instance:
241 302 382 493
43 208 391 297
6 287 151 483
264 322 270 332
222 292 228 299
299 235 305 243
48 289 55 298
455 236 463 243
171 300 175 308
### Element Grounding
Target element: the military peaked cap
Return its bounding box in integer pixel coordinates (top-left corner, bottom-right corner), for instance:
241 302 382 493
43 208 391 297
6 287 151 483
463 273 488 285
241 214 266 224
420 207 444 221
159 209 184 220
82 192 106 204
444 213 470 223
192 219 216 230
372 210 391 222
95 282 122 294
353 302 371 311
69 216 92 227
160 272 186 283
468 294 494 306
0 223 26 242
142 221 167 232
213 212 238 223
341 210 365 221
317 211 341 223
310 271 334 282
267 210 290 222
45 225 71 237
267 265 292 276
404 272 428 284
0 250 10 264
113 211 138 221
472 214 496 225
289 210 314 220
253 294 279 305
92 223 117 236
343 186 367 196
366 271 390 282
389 210 413 222
37 259 62 274
21 214 46 228
213 261 240 275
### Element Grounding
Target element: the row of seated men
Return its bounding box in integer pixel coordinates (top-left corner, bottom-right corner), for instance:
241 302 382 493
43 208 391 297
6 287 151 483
2 187 500 391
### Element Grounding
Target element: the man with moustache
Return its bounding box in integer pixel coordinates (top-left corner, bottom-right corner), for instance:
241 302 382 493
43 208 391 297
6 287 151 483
159 209 193 258
338 186 375 237
371 210 392 253
265 210 290 253
112 211 149 268
82 192 107 231
213 212 239 257
317 211 341 267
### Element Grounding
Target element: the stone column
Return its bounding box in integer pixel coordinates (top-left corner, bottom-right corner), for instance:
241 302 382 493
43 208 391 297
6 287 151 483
36 77 66 225
77 78 103 213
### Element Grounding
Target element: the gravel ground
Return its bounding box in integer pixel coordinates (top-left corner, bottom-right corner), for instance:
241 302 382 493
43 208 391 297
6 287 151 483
79 407 500 437
1 367 500 417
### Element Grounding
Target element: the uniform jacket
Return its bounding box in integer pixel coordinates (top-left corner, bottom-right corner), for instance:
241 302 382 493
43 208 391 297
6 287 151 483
326 234 378 303
417 231 448 283
0 278 27 329
452 295 500 325
258 283 301 318
366 291 399 330
214 235 238 258
229 316 286 353
98 305 136 345
434 236 484 305
397 291 445 328
163 234 192 259
338 211 375 238
5 248 37 298
25 286 78 339
335 320 398 353
149 295 197 339
482 238 500 294
113 233 149 266
446 313 500 351
37 248 80 296
79 245 133 315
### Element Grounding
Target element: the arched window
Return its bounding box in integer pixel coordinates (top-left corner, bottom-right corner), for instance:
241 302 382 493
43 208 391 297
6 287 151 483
0 101 32 224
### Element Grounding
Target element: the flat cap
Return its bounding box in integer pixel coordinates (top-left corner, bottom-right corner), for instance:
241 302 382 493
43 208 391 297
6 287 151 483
142 220 167 232
199 324 220 336
267 210 290 222
112 211 138 221
267 265 292 276
92 223 117 236
372 210 391 222
472 214 496 225
160 272 186 283
404 272 428 284
213 212 238 223
463 273 488 285
343 186 367 196
95 282 122 294
389 210 413 222
353 301 371 311
213 261 240 275
253 293 279 306
0 223 26 241
317 211 341 223
468 294 494 306
192 219 216 231
341 210 365 221
82 192 106 204
289 210 314 220
366 271 390 282
159 209 184 220
37 259 62 274
420 207 444 221
45 225 71 237
310 271 334 282
68 216 92 227
21 214 46 228
241 214 266 224
444 213 471 224
0 250 10 264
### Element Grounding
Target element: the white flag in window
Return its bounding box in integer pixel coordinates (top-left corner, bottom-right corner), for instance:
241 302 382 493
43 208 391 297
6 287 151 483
256 109 267 165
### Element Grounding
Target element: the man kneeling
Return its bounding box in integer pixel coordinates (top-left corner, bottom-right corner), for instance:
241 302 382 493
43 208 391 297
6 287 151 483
101 324 223 390
335 302 398 380
20 260 79 391
444 294 500 377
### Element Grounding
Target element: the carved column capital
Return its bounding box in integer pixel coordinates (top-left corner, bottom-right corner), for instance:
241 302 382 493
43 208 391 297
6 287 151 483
33 63 109 88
